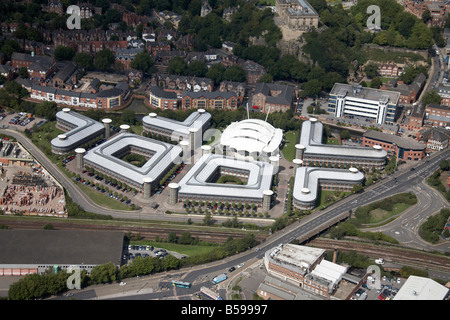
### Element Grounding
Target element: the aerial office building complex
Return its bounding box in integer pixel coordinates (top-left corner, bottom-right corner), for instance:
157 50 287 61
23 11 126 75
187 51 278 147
142 109 211 144
51 108 104 155
176 154 274 209
82 133 182 195
295 118 387 170
292 167 364 210
328 83 400 125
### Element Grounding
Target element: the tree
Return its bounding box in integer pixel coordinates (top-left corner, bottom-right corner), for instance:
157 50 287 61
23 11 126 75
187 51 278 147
203 212 214 226
35 101 58 121
54 45 75 61
130 51 155 75
223 65 246 82
168 56 187 75
206 63 225 84
187 60 208 77
351 184 364 194
18 67 28 78
90 262 117 284
168 232 178 243
364 62 379 79
370 77 382 89
74 52 93 71
303 79 322 97
340 130 351 139
439 159 449 171
94 49 114 71
422 90 442 105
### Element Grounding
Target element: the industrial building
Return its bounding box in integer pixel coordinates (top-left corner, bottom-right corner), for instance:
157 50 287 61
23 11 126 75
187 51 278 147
296 118 387 170
176 154 274 209
82 133 182 195
292 167 364 210
219 119 283 161
0 229 124 276
262 244 348 299
393 276 449 300
51 108 105 155
328 83 400 125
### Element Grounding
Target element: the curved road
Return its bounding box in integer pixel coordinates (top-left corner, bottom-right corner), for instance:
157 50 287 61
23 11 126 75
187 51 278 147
0 128 142 219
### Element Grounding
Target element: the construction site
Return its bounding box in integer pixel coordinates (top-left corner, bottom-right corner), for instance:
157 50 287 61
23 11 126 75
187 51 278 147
0 139 67 218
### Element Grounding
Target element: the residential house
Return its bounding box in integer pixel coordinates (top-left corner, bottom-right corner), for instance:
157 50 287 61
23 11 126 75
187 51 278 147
151 73 214 95
238 60 266 84
424 103 450 127
115 47 144 70
149 86 179 110
219 80 246 103
0 65 14 81
52 61 80 89
418 127 450 151
181 91 238 110
11 52 55 82
381 73 426 105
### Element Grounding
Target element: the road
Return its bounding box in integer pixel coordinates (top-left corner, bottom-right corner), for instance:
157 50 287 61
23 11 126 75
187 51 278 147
4 127 449 301
96 148 449 300
0 128 136 218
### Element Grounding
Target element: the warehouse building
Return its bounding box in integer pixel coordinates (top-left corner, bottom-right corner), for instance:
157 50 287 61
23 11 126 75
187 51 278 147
328 83 400 125
292 167 364 210
51 108 105 155
296 118 387 169
83 133 182 194
0 229 124 276
176 154 274 208
393 276 449 300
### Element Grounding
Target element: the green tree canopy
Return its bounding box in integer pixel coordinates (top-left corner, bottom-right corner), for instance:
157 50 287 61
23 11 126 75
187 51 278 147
54 45 75 61
168 56 187 75
223 65 246 82
422 90 442 105
94 49 114 71
130 51 155 75
74 52 94 71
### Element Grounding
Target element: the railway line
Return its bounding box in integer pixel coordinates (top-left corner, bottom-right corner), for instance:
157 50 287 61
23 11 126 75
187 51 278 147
308 238 450 273
0 219 267 244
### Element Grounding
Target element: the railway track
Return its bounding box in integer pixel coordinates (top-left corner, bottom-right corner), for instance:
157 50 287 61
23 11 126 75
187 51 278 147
0 219 267 244
308 238 450 273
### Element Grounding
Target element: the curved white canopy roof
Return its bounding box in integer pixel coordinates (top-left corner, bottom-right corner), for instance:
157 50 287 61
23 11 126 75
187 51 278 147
220 119 283 155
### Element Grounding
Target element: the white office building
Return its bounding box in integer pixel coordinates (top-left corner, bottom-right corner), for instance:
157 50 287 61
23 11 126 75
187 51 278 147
328 83 400 125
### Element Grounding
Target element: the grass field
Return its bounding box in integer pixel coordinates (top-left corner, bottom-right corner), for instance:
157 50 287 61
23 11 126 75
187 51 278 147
282 130 300 161
130 240 219 256
317 190 351 209
75 181 133 211
368 203 411 224
326 138 340 145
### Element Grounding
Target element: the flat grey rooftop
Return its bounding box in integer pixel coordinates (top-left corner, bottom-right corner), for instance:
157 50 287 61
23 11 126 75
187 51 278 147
178 154 273 200
142 110 211 137
330 83 400 104
0 229 124 266
293 167 364 204
51 110 104 150
83 133 182 185
300 120 387 159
